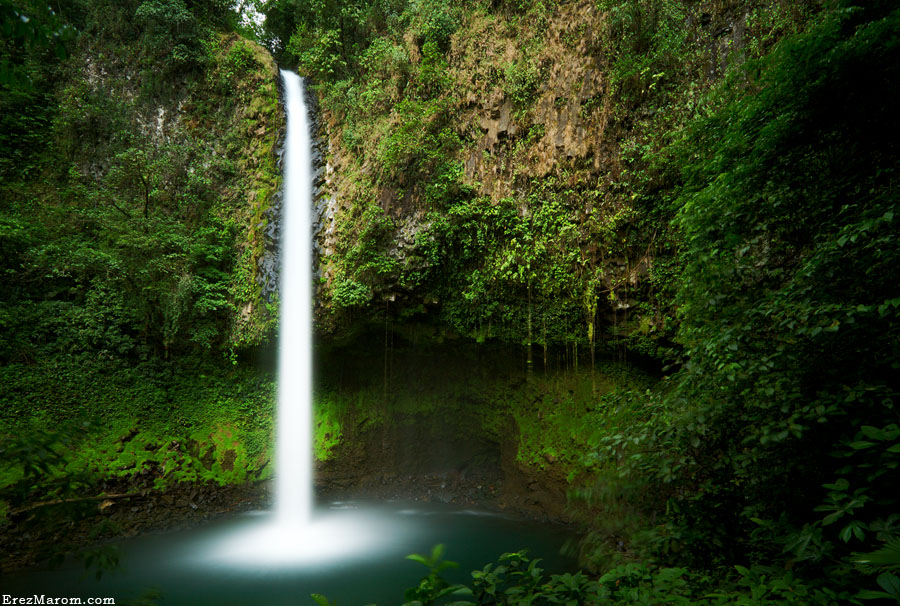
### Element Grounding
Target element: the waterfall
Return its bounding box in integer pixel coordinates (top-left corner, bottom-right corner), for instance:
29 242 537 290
275 69 313 527
200 71 392 566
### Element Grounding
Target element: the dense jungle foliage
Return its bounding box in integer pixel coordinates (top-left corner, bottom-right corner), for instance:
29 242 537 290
0 0 283 545
1 0 899 603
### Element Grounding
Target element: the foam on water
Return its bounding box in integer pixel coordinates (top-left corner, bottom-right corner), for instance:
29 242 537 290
198 509 413 569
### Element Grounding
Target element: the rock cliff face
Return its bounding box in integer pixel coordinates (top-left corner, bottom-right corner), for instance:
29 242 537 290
302 0 803 352
258 77 331 303
458 1 608 193
54 31 285 351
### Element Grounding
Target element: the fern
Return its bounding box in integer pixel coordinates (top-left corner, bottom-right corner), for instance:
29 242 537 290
853 538 900 574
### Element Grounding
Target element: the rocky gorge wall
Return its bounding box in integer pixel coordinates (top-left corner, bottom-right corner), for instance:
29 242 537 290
260 0 822 531
307 329 656 525
301 0 818 356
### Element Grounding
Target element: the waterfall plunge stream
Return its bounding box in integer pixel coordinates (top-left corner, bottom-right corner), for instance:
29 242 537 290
276 69 313 527
200 71 393 566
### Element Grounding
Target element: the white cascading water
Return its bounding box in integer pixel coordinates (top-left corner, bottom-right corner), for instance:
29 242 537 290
202 71 392 567
275 69 313 527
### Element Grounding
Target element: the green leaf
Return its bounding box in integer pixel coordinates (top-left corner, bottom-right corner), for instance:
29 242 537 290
310 594 333 606
877 573 900 597
822 511 843 526
734 565 751 577
431 543 446 563
406 553 429 566
840 521 867 543
849 441 877 450
856 589 896 600
861 426 892 441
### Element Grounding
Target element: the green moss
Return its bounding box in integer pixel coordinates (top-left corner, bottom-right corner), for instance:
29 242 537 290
313 392 345 462
314 337 657 489
487 363 655 478
0 354 276 497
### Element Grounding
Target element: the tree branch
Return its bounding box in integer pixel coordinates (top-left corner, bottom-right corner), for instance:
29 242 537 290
11 492 142 516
